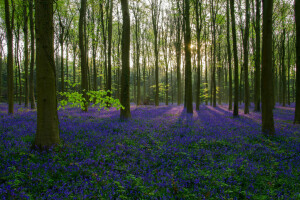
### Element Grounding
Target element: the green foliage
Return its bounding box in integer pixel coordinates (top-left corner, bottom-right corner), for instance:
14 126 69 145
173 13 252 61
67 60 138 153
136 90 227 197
58 90 124 111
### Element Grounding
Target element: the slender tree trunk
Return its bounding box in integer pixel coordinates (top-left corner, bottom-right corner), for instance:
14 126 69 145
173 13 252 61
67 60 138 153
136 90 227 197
226 0 232 110
176 3 182 106
24 0 29 107
254 0 261 111
4 0 14 114
73 45 76 86
294 0 300 124
205 29 208 105
151 0 160 106
244 0 250 114
15 37 22 105
230 0 239 116
100 2 107 88
212 1 217 108
66 43 69 90
261 0 275 134
195 0 202 111
107 0 113 99
33 0 60 150
60 30 64 92
29 0 36 109
287 35 291 106
281 28 286 106
184 0 193 113
79 0 88 112
120 0 131 120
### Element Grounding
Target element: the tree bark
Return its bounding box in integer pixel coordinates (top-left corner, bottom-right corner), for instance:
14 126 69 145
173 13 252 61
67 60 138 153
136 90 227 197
29 0 36 109
226 0 232 110
195 0 202 111
184 0 193 113
230 0 239 117
281 28 286 106
244 0 250 114
294 0 300 124
151 0 160 106
120 0 131 120
24 0 29 107
261 0 275 134
176 0 182 105
4 0 14 114
33 0 60 150
79 0 88 111
254 0 261 112
107 0 113 99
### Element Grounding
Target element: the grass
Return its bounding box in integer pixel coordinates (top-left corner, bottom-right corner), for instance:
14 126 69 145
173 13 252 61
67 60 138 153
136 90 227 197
0 103 300 199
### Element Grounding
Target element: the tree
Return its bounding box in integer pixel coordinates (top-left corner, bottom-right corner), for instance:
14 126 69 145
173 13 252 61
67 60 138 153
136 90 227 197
23 0 29 107
33 0 60 150
79 0 88 112
175 0 182 105
29 0 36 109
254 0 261 112
244 0 250 114
184 0 193 113
194 0 203 111
133 1 141 106
230 0 239 117
4 0 14 114
295 0 300 124
150 0 161 106
261 0 275 134
226 0 232 110
107 0 113 100
120 0 131 120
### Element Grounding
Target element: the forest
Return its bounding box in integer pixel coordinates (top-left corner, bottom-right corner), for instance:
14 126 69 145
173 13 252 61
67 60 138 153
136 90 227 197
0 0 300 199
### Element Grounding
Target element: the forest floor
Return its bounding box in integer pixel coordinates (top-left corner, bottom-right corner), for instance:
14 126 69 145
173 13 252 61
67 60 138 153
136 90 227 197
0 103 300 199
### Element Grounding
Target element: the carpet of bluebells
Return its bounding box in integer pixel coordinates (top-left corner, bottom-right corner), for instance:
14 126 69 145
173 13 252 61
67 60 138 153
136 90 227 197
0 103 300 199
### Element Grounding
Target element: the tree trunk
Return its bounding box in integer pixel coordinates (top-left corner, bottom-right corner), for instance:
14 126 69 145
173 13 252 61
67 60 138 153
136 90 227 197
4 0 14 114
244 0 250 114
120 0 131 120
261 0 275 134
226 0 232 110
33 0 60 150
73 45 76 86
281 28 286 107
134 5 141 106
230 0 239 117
176 1 182 106
107 0 113 99
100 2 107 88
295 0 300 124
184 0 193 113
60 30 64 92
29 0 36 109
212 0 217 108
195 0 202 111
151 0 160 106
79 0 88 112
254 0 261 112
66 43 69 90
24 0 29 107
